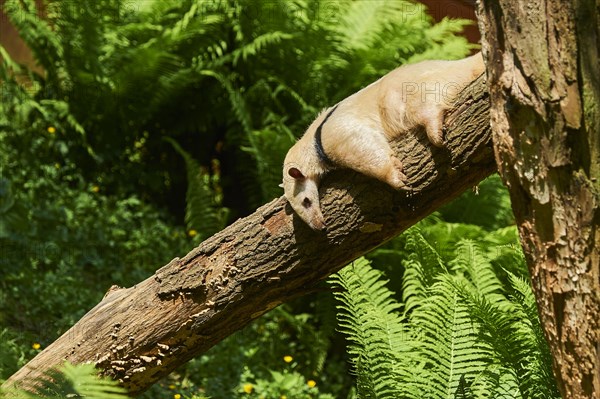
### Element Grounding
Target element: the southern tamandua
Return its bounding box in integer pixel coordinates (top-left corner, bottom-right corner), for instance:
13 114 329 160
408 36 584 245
282 53 485 230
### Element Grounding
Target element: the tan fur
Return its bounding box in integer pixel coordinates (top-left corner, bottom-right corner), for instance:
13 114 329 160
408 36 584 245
283 53 485 230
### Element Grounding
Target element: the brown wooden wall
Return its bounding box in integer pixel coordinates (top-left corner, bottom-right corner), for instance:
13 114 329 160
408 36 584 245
419 0 480 44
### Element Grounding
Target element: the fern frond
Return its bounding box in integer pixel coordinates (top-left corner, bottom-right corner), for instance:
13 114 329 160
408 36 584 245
506 273 560 399
481 226 520 250
411 275 493 399
450 240 503 298
453 283 516 364
165 0 200 39
454 374 473 399
507 273 539 329
166 138 228 239
421 223 486 261
0 45 22 75
112 47 184 106
267 77 315 114
331 258 423 399
471 366 524 399
5 363 128 399
0 45 37 125
5 0 66 82
199 69 252 135
160 0 225 47
196 69 271 207
241 125 296 201
332 0 394 51
459 271 560 399
401 228 446 314
231 32 294 66
60 363 127 399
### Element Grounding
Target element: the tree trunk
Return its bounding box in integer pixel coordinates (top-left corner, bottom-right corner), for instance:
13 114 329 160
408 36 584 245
3 76 494 396
476 1 600 398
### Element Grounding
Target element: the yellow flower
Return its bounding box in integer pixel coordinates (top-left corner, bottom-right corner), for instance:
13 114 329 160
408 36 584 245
243 383 253 394
188 229 198 237
168 384 176 390
32 343 41 350
91 185 100 193
47 126 56 134
283 355 293 363
307 380 316 388
173 394 181 399
280 396 287 399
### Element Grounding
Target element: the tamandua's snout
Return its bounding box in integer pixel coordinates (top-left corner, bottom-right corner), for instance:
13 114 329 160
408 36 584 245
284 166 326 230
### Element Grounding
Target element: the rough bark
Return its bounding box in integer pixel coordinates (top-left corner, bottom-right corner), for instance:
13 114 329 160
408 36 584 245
477 1 600 397
3 76 494 396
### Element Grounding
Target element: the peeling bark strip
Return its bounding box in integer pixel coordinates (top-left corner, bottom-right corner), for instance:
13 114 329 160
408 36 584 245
477 1 600 398
3 77 494 396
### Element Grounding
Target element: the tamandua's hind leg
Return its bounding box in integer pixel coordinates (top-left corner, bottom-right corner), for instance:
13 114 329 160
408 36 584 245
420 105 446 147
328 130 409 190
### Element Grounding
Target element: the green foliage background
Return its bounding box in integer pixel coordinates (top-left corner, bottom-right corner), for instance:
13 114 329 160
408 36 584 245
0 0 557 398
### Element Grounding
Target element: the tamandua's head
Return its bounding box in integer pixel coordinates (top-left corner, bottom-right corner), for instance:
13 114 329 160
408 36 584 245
282 163 326 231
281 106 338 231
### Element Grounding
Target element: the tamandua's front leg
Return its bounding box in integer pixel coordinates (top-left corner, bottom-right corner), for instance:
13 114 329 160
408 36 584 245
323 125 409 190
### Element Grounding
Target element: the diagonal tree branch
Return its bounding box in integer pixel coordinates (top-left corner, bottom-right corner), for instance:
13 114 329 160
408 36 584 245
3 76 495 396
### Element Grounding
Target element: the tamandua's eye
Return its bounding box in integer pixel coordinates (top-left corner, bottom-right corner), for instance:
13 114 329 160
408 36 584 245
302 198 312 208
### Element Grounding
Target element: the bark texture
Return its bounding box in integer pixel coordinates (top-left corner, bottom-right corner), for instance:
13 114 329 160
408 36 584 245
477 1 600 397
3 76 494 396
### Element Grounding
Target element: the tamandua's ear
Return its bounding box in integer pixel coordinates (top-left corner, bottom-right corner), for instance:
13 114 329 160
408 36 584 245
288 167 305 180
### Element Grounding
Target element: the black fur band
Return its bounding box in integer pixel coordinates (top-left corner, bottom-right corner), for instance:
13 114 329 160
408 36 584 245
314 104 339 167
